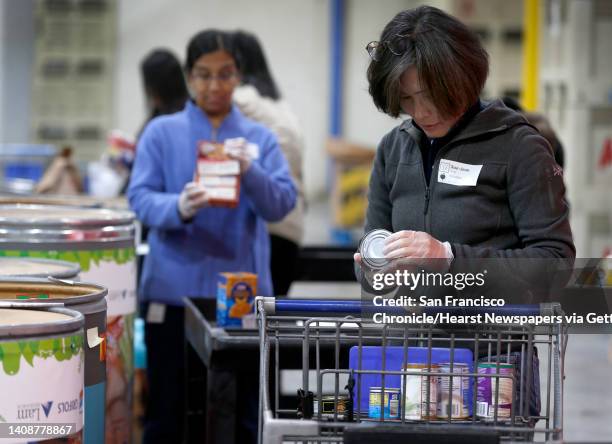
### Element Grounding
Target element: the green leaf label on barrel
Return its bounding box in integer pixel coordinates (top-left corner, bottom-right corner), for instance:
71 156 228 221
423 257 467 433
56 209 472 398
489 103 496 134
0 335 84 375
0 248 135 271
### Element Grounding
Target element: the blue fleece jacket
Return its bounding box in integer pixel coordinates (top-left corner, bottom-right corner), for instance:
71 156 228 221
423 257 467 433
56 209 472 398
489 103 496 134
128 100 296 305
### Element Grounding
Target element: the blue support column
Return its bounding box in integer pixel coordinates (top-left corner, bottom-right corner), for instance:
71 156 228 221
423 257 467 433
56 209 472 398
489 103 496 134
329 0 351 245
330 0 345 137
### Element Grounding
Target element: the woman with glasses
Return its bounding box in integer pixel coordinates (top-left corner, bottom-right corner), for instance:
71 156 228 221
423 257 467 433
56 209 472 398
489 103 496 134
128 29 296 444
355 5 574 426
356 5 573 276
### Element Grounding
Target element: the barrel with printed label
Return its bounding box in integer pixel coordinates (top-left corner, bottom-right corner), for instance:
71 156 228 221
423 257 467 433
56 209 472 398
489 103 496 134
0 279 107 443
0 204 137 444
0 306 85 443
0 257 80 280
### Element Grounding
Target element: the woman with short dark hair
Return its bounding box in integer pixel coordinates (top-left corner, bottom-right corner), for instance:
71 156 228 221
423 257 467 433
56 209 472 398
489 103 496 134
355 6 574 427
366 6 488 121
356 5 574 267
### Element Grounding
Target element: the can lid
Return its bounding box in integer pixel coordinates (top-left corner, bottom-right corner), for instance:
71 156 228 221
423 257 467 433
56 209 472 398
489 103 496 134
0 277 107 305
0 306 84 337
0 194 129 210
359 229 392 268
321 395 349 400
404 363 439 368
0 204 135 227
478 362 514 368
0 308 71 326
438 362 470 370
369 387 400 391
0 258 80 279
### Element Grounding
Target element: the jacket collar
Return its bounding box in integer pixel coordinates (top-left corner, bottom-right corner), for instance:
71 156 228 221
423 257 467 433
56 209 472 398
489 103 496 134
186 99 246 135
401 99 528 147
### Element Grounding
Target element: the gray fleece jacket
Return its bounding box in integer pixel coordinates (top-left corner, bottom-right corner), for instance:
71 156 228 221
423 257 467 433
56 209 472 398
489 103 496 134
365 99 575 263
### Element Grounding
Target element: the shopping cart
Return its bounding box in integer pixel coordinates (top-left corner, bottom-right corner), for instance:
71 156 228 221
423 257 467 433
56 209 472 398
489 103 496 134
257 297 567 444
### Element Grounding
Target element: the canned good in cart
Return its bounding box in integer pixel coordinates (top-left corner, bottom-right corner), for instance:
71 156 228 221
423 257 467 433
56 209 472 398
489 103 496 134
316 395 351 421
358 229 392 286
477 362 514 420
437 363 471 419
402 363 438 420
369 387 400 419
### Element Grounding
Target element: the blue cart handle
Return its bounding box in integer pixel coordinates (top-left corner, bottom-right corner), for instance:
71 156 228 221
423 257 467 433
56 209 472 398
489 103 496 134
257 297 559 317
261 298 362 314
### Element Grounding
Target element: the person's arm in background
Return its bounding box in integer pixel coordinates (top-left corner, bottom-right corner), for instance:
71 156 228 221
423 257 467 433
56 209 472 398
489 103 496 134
240 131 296 222
234 85 304 188
127 122 185 229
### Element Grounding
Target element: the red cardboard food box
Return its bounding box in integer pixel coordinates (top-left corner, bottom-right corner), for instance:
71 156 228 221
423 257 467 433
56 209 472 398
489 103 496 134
196 141 240 208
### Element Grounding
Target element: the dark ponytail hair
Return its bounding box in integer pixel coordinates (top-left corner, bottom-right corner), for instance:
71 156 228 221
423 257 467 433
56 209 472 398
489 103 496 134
141 48 188 119
232 30 281 100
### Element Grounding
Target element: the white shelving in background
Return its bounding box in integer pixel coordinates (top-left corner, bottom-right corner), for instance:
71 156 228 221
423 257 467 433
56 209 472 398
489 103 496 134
453 0 524 101
540 0 612 258
30 0 116 163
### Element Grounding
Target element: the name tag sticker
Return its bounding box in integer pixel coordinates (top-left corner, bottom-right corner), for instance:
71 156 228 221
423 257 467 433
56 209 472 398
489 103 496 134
146 302 166 324
437 159 483 186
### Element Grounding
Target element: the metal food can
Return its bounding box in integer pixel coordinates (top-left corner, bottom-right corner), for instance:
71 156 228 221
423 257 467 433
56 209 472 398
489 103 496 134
359 229 392 270
359 229 392 292
477 363 514 420
317 395 350 421
368 387 400 419
437 363 471 419
403 363 438 420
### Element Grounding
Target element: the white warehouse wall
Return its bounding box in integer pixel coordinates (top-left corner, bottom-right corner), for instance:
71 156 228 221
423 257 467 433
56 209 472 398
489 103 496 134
0 0 35 144
0 0 5 143
343 0 425 149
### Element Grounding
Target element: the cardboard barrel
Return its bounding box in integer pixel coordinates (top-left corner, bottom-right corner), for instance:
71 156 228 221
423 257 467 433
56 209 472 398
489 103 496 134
0 279 107 443
0 306 85 443
0 204 137 444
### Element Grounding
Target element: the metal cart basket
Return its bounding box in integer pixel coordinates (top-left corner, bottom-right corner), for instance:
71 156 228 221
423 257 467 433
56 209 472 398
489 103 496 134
257 297 566 444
